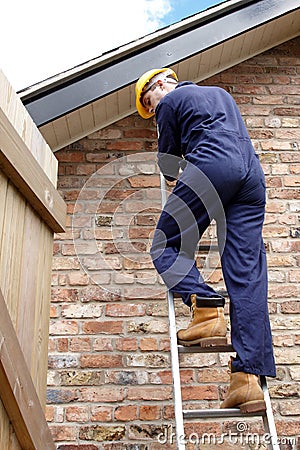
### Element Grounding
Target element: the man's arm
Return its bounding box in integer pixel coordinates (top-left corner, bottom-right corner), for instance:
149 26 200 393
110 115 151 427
156 103 182 181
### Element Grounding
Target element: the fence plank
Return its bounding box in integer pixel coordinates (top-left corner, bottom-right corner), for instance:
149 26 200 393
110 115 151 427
0 288 56 450
0 107 66 233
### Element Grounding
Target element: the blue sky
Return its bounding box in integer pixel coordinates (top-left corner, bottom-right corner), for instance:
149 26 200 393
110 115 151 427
163 0 225 24
1 0 224 91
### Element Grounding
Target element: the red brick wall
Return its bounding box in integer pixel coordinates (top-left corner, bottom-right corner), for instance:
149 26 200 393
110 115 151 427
48 37 300 449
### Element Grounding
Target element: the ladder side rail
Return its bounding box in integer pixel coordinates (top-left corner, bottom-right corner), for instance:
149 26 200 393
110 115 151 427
260 376 280 450
160 173 185 450
168 291 186 450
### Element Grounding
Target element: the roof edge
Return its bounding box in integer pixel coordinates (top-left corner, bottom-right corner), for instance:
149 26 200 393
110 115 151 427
18 0 254 100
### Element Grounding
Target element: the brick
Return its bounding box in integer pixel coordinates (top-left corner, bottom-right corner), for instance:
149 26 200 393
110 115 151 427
104 242 146 254
268 285 299 298
281 301 300 313
267 254 294 267
271 316 300 331
149 370 173 384
50 425 78 441
66 406 89 422
139 404 161 420
253 95 283 105
115 338 138 352
197 368 229 383
55 339 68 353
114 405 137 421
51 288 79 303
265 200 286 213
61 304 102 318
289 270 300 283
282 117 299 127
276 421 300 436
45 405 55 422
184 421 222 437
49 321 79 335
290 163 300 174
88 128 122 139
57 446 99 450
104 370 148 385
79 425 126 441
127 386 173 401
124 286 166 300
52 256 79 270
128 227 155 239
82 320 123 334
290 367 300 381
126 353 169 368
91 406 113 422
280 152 300 162
140 338 158 351
273 334 294 347
265 176 282 187
106 141 143 151
57 151 85 162
80 354 123 368
128 424 166 441
124 129 157 139
135 271 157 285
283 175 300 187
60 371 102 386
50 305 58 318
128 175 160 187
79 387 124 402
82 256 122 270
67 272 91 286
48 355 79 370
47 389 77 404
273 107 300 116
279 400 300 416
106 303 146 317
80 287 121 302
182 385 218 401
69 337 91 352
93 337 114 351
127 318 168 334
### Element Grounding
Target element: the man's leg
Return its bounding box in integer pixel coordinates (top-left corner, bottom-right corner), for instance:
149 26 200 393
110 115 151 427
219 157 275 413
151 175 222 305
151 166 227 347
220 158 276 377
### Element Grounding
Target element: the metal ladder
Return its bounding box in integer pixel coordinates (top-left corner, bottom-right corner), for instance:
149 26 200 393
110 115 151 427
160 174 280 450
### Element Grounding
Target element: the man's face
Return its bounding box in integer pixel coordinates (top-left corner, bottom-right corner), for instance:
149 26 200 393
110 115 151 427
142 81 166 115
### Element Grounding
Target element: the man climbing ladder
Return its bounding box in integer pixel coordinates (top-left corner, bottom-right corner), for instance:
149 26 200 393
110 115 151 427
135 68 276 414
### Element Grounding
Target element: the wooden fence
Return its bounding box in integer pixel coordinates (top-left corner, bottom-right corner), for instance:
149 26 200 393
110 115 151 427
0 70 66 449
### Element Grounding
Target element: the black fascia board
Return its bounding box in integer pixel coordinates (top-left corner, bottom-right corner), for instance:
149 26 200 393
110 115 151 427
22 0 299 127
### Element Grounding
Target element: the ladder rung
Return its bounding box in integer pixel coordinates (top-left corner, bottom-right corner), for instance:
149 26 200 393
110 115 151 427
178 344 234 353
198 244 219 252
183 408 265 419
217 289 228 297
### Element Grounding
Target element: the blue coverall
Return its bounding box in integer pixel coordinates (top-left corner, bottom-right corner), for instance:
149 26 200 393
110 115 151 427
150 82 276 377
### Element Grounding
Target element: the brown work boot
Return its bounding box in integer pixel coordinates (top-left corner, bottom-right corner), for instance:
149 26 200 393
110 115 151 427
177 294 227 347
220 358 266 413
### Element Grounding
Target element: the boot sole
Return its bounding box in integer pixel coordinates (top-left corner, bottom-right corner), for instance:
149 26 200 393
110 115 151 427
177 336 228 347
239 400 266 414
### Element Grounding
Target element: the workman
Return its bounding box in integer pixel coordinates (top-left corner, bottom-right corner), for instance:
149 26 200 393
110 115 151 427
135 68 276 413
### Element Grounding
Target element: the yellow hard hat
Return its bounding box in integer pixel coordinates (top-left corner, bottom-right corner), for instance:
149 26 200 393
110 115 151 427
135 68 178 119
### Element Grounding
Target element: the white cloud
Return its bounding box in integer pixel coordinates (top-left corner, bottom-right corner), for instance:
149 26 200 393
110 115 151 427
0 0 172 91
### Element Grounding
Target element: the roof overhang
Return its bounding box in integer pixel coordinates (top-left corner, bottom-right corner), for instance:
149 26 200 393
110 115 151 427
19 0 300 151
